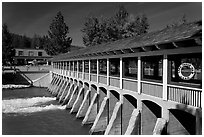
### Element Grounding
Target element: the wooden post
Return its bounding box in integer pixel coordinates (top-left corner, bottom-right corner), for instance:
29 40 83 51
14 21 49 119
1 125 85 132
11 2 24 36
77 61 79 78
61 62 63 74
55 62 58 72
89 60 91 81
120 58 123 89
163 54 168 101
120 58 124 103
59 62 60 74
62 62 64 75
66 61 68 76
97 59 99 83
60 62 62 74
69 61 71 77
53 62 55 72
72 61 75 77
82 60 84 80
137 57 141 94
107 58 109 86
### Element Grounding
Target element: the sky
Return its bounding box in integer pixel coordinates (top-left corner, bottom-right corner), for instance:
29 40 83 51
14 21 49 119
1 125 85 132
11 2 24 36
2 1 202 47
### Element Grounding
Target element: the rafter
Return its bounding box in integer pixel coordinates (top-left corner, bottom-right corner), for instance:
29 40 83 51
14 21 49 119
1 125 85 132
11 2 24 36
129 48 135 53
155 44 161 50
172 42 178 48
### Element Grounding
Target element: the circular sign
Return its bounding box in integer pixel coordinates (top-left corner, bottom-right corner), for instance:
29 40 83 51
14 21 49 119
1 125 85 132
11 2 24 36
178 63 195 80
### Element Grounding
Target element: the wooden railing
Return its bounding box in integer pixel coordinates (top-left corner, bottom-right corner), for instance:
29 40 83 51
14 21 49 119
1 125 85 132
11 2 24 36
73 71 77 77
167 84 202 108
141 81 163 98
84 72 89 80
78 72 83 79
70 71 74 77
109 76 120 88
98 74 107 84
90 73 97 82
52 69 202 108
122 78 138 92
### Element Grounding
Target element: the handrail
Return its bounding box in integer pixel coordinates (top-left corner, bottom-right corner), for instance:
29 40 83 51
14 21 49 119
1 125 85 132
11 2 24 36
90 73 97 76
122 77 138 82
109 75 120 79
98 74 107 77
141 80 163 86
167 84 202 91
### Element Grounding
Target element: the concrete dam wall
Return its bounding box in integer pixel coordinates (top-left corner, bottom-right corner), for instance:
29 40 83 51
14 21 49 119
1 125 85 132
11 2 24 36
47 72 202 135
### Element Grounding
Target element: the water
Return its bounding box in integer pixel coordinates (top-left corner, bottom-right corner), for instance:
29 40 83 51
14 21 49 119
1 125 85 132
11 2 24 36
2 87 90 135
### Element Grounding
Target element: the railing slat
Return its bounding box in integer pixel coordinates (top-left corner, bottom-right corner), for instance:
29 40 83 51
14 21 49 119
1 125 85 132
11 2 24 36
167 86 201 108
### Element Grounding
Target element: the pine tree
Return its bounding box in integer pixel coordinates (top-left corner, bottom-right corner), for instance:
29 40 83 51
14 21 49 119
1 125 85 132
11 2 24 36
2 23 15 65
31 34 41 49
48 11 72 55
82 5 149 47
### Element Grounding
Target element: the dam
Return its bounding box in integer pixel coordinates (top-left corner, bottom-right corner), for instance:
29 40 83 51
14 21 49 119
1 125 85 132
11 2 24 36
3 21 201 135
47 21 202 135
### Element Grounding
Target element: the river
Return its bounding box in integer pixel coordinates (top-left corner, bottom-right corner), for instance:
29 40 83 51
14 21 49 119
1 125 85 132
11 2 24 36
2 87 90 135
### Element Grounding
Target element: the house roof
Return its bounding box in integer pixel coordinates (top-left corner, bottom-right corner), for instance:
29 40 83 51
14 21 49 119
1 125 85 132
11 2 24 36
53 21 202 62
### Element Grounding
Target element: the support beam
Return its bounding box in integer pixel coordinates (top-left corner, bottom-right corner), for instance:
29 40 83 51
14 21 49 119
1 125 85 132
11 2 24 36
62 62 64 75
89 60 91 81
70 87 84 113
65 61 68 75
82 93 98 125
56 80 67 100
153 118 167 135
52 76 61 94
105 101 122 135
82 60 85 79
107 59 109 86
69 61 71 77
163 54 168 101
76 90 91 118
97 59 99 83
59 81 70 103
73 61 75 77
90 97 109 134
137 57 141 94
66 85 78 108
172 42 178 48
62 83 74 105
141 47 147 52
155 44 161 50
125 109 140 135
129 48 135 53
77 61 79 78
120 58 123 89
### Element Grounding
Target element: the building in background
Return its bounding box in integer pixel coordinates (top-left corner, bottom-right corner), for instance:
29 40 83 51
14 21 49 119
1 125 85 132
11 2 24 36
14 48 52 66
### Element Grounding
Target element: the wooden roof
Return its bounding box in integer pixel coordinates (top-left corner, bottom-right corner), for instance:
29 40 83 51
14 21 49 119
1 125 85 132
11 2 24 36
53 21 202 62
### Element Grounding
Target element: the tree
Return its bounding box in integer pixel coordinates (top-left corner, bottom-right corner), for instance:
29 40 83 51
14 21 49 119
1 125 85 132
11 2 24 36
82 5 149 46
47 11 72 55
31 34 41 49
42 35 56 55
166 14 188 28
2 23 15 65
21 35 31 48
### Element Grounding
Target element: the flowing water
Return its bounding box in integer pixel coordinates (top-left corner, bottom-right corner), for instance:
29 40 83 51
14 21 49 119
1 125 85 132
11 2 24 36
2 87 90 135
